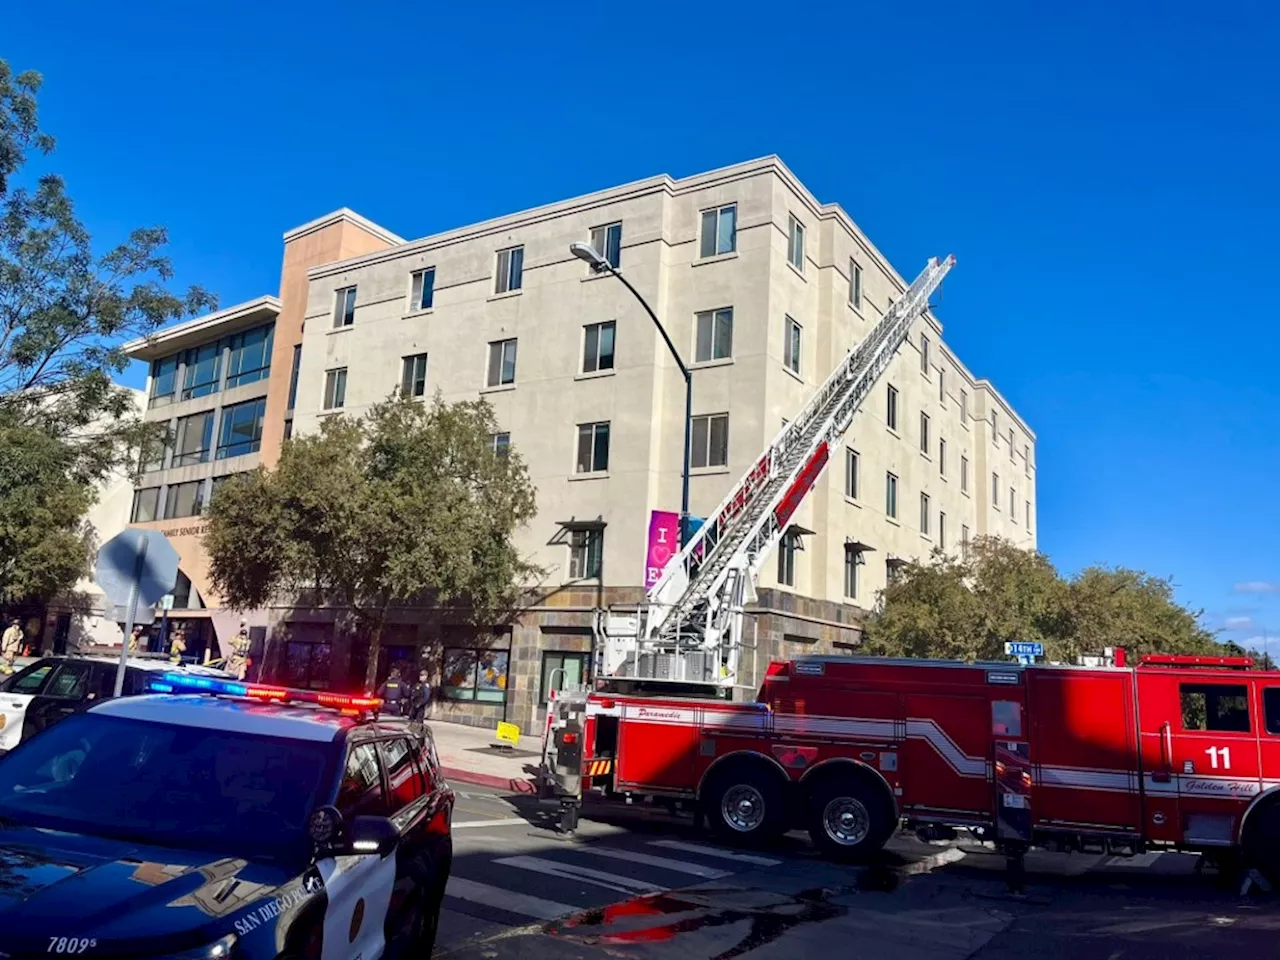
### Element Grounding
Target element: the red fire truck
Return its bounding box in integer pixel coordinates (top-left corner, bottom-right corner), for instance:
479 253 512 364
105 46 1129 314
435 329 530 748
542 651 1280 877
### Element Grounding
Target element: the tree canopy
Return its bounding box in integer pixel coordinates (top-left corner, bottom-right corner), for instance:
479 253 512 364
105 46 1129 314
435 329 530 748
204 394 542 689
0 60 215 609
864 537 1223 663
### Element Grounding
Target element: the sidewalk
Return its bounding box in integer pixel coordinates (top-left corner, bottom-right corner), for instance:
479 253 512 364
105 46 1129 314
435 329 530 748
427 718 540 794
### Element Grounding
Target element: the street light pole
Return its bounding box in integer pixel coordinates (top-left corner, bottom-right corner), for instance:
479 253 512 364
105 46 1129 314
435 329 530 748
570 243 693 546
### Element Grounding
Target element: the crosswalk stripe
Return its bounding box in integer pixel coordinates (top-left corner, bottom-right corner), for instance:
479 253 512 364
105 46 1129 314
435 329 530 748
444 876 577 921
452 817 532 829
575 846 731 879
648 839 782 866
495 855 662 895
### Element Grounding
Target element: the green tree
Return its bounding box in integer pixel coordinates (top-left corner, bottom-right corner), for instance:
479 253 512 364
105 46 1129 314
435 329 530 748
866 536 1218 662
0 60 215 608
204 394 542 690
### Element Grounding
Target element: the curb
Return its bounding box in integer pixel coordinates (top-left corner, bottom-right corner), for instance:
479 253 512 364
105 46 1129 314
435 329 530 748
442 765 537 794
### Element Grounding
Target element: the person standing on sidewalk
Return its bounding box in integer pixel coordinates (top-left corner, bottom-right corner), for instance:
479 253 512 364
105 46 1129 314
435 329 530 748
409 668 432 721
1 618 22 675
378 666 408 716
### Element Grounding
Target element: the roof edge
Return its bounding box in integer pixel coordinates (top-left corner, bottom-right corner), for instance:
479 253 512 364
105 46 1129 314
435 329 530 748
283 208 406 246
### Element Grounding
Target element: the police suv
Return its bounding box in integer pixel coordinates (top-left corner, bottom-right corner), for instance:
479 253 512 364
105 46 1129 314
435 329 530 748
0 673 455 959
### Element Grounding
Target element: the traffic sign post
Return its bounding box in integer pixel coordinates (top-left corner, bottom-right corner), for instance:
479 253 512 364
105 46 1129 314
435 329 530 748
1004 641 1044 666
94 529 181 697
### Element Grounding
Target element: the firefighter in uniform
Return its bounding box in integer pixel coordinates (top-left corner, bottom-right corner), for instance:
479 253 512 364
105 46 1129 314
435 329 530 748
1 618 22 675
169 627 187 665
225 620 251 680
378 667 408 717
127 625 145 656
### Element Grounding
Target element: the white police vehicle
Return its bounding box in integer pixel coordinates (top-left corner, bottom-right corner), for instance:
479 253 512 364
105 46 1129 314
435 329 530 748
0 673 454 958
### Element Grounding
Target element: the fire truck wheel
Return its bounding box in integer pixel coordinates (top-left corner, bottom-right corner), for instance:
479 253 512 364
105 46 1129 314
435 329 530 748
702 764 787 844
1247 798 1280 885
805 775 893 861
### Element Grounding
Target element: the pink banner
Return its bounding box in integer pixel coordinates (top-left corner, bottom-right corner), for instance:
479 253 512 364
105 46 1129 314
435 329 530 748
644 510 681 590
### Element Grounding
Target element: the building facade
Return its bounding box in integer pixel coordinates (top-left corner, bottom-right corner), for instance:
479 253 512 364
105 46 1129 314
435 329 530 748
127 157 1036 732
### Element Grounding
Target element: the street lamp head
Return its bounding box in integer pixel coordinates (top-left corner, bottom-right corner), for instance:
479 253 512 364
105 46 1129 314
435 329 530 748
569 241 609 272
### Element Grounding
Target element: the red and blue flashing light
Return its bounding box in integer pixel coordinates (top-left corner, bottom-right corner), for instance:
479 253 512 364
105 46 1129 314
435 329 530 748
148 672 383 712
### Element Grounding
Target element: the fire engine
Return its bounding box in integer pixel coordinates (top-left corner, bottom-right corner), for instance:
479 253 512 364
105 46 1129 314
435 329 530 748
538 252 1280 880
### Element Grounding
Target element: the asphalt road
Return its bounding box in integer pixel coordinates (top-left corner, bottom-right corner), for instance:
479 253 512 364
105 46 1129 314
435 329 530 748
436 782 1279 959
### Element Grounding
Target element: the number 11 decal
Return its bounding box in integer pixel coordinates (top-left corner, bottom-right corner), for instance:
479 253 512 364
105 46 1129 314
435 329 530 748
1205 746 1232 770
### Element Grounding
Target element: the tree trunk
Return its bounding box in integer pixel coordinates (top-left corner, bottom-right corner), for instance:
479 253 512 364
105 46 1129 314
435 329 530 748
363 615 385 693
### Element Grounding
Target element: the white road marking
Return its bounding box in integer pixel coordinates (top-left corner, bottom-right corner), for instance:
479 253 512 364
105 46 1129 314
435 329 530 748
495 855 662 895
444 876 577 921
648 840 782 866
576 846 731 879
1101 852 1162 869
452 817 531 829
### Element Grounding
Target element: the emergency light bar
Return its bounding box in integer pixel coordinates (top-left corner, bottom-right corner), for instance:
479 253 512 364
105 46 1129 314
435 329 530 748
148 672 383 712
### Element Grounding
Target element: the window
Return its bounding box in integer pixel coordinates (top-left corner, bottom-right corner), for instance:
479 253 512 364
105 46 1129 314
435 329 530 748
334 286 357 328
576 422 610 473
843 546 863 599
337 743 389 819
487 339 517 386
540 651 590 705
1265 688 1280 735
939 437 947 477
784 317 802 374
787 214 805 272
174 411 214 467
920 492 931 536
992 472 1000 509
1026 499 1031 528
845 448 859 499
849 259 862 309
1009 428 1015 459
887 385 899 431
1180 683 1250 733
171 569 202 610
920 335 930 375
283 419 293 441
283 640 332 690
181 343 221 400
960 390 969 425
495 245 523 294
695 307 733 362
961 455 970 493
217 397 267 459
139 434 168 474
1011 487 1017 522
323 368 347 411
1024 443 1030 475
491 432 510 457
149 355 178 409
992 409 999 440
163 480 205 520
583 321 616 373
379 737 426 811
939 511 947 548
939 367 945 403
590 222 622 269
131 487 160 523
920 412 930 454
442 646 510 702
568 528 603 579
410 268 435 311
700 204 737 258
46 663 90 700
286 345 301 412
992 701 1023 737
226 324 274 388
401 353 428 398
885 472 898 519
777 531 799 587
690 413 729 469
962 525 970 558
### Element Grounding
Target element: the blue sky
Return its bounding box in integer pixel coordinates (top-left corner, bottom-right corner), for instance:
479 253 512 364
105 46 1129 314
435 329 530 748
7 1 1278 650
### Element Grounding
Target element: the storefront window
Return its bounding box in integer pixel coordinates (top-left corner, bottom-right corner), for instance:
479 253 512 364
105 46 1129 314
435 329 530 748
442 647 509 703
540 651 590 705
285 642 331 690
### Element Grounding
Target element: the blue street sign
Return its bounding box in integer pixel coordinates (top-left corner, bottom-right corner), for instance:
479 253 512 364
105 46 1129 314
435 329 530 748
1004 641 1044 663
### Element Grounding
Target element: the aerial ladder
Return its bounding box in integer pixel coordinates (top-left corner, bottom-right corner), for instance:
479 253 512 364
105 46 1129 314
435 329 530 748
594 255 956 694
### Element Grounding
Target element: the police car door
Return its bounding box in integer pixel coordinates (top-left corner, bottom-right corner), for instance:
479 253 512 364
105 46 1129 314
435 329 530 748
320 741 398 960
0 660 57 751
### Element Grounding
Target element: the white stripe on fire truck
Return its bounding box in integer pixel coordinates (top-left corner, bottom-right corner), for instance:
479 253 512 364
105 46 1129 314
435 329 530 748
1037 767 1138 792
904 718 989 778
1141 774 1280 799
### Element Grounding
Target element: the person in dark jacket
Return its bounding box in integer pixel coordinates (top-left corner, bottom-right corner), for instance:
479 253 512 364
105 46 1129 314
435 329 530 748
378 666 408 716
409 669 432 721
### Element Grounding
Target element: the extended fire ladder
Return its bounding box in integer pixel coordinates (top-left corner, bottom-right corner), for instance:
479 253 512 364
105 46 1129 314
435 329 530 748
596 255 955 690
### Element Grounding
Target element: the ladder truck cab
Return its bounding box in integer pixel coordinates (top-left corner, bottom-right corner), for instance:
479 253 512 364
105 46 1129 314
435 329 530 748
544 652 1280 878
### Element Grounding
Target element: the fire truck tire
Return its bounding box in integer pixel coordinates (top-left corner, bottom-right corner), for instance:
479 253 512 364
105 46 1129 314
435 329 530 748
702 763 787 845
804 774 894 861
1245 798 1280 885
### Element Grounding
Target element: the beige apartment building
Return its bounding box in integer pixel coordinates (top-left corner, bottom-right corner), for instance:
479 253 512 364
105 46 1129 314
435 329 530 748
125 157 1035 733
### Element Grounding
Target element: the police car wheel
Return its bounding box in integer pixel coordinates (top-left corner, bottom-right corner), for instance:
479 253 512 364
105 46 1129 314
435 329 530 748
806 776 892 862
407 884 443 954
703 765 786 845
